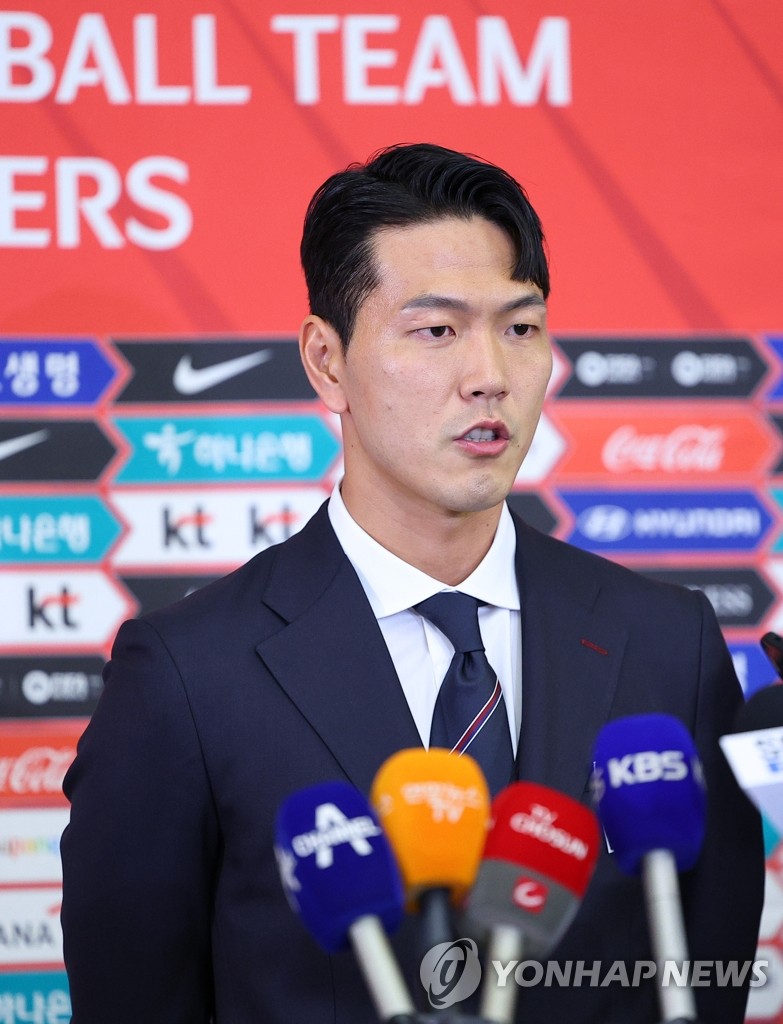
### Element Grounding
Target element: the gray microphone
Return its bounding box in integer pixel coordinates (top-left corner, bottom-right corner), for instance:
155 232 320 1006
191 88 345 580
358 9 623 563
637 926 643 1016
464 782 600 1024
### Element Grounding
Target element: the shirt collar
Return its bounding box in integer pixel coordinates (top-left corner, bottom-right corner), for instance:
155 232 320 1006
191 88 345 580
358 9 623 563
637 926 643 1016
327 482 520 619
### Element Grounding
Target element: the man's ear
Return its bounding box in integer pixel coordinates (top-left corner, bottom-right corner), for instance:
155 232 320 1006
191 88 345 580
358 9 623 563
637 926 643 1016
299 315 349 413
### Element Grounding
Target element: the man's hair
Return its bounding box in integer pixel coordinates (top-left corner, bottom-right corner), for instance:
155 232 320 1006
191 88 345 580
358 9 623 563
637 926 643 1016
300 142 550 347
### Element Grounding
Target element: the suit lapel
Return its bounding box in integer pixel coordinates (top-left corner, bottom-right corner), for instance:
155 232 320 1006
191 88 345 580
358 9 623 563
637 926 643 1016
512 517 628 800
256 505 626 800
255 505 421 795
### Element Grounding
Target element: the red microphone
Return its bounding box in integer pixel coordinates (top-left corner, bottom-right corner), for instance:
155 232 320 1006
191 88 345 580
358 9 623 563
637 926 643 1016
466 782 600 1024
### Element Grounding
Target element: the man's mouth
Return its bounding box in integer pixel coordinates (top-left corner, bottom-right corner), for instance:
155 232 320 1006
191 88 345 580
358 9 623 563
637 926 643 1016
463 427 497 442
459 423 509 442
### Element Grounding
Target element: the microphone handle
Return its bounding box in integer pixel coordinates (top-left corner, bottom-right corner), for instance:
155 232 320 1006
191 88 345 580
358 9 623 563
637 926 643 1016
408 1013 703 1023
418 886 454 959
642 849 698 1023
479 923 525 1024
415 1017 518 1022
349 914 417 1022
658 1019 702 1024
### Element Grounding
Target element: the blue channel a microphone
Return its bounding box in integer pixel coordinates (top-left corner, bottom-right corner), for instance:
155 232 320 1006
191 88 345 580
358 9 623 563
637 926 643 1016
274 780 416 1023
591 713 707 1024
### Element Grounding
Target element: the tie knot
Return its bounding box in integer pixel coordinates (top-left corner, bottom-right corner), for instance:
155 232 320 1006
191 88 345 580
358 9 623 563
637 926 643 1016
414 592 485 653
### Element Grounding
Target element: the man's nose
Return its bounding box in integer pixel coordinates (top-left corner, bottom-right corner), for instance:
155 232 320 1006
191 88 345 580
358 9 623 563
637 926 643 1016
459 332 508 401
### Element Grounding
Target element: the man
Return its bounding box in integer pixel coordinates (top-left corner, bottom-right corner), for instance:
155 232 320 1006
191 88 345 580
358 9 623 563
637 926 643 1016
61 143 763 1023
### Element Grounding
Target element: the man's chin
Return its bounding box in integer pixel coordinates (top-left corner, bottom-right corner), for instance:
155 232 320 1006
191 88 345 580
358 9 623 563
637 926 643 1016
442 479 512 517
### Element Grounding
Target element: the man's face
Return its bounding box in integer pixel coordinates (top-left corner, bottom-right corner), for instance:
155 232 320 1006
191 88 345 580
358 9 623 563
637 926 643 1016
330 215 552 528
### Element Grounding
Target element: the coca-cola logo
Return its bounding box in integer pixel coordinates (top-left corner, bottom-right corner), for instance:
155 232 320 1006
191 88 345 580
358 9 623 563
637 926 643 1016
0 747 74 796
603 425 726 473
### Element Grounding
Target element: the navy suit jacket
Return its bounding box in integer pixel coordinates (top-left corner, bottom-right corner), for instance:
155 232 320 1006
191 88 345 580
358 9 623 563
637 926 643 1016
61 504 764 1023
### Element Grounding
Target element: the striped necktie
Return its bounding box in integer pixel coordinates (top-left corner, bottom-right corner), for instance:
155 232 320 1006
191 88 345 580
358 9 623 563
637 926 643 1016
415 591 515 796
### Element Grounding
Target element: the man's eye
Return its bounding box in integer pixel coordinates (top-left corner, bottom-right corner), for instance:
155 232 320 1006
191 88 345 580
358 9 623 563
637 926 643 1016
510 324 534 338
416 325 453 339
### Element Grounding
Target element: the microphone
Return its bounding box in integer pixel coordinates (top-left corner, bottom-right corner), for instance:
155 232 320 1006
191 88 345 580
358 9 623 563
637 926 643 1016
591 713 707 1024
467 782 600 1024
274 780 416 1023
370 748 490 967
761 630 783 682
719 678 783 835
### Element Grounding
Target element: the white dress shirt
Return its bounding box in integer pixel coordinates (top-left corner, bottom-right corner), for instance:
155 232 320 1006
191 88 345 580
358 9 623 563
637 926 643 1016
327 485 522 754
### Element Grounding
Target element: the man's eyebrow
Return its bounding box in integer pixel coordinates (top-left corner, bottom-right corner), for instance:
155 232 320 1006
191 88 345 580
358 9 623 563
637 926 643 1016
400 293 547 315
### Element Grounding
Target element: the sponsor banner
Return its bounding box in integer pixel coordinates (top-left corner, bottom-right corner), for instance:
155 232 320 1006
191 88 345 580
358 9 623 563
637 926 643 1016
562 490 772 554
506 492 559 536
768 420 783 474
0 571 134 651
0 4 778 340
761 562 783 638
0 421 117 483
639 568 774 628
767 490 783 553
111 486 325 566
0 496 121 564
0 720 86 809
765 338 783 401
0 809 69 885
0 338 117 407
0 971 71 1023
112 415 340 484
514 413 565 483
555 408 776 480
114 337 314 402
730 642 779 697
555 337 766 399
547 346 570 399
0 889 63 968
120 575 220 618
0 657 104 719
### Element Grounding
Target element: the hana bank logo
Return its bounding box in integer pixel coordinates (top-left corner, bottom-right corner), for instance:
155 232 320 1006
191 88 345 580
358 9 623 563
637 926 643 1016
113 415 339 483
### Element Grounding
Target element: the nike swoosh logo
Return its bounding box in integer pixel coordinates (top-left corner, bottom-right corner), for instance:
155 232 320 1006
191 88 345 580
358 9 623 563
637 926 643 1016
0 429 50 463
172 350 273 395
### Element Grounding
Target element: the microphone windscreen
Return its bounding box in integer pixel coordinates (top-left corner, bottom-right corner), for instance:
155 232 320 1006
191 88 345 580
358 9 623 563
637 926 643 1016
734 680 783 733
274 780 404 952
370 748 490 903
721 683 783 834
485 782 600 896
466 782 600 951
591 713 707 875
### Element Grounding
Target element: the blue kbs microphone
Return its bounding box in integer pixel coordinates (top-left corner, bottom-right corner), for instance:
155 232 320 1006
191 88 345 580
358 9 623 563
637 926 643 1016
592 713 707 1024
274 780 416 1023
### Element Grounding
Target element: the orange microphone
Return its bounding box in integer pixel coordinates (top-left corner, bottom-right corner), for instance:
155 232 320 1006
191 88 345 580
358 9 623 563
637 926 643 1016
370 748 490 960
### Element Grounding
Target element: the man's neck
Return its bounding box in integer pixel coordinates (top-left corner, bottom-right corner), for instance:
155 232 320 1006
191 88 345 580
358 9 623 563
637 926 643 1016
339 488 504 586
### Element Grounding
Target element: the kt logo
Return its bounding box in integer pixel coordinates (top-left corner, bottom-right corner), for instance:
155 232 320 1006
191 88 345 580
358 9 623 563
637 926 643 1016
250 504 300 544
28 586 80 629
163 507 213 548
